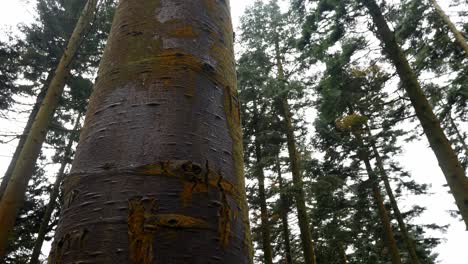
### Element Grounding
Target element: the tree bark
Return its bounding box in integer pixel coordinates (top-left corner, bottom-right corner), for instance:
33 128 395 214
252 100 274 264
29 115 81 264
429 0 468 54
339 241 348 264
0 0 98 258
276 158 294 264
48 1 253 263
361 0 468 229
360 152 402 264
367 130 420 264
0 75 51 201
274 36 317 264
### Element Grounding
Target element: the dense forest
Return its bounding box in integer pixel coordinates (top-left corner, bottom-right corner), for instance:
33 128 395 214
0 0 466 263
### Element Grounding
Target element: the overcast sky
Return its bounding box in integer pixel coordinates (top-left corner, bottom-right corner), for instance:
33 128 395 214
0 1 466 263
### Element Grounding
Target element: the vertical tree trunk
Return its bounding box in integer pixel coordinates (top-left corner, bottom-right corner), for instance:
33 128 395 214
252 100 274 264
274 37 317 264
360 153 402 264
0 75 51 201
29 115 82 264
429 0 468 54
0 0 98 258
48 1 253 263
276 158 294 264
367 132 420 264
361 0 468 229
339 241 348 264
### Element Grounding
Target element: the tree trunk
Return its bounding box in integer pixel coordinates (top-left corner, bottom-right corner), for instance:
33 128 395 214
252 100 274 264
276 158 294 264
339 241 348 264
360 153 402 264
274 36 317 264
0 74 51 201
367 131 420 264
29 115 81 264
447 114 468 159
48 1 253 263
429 0 468 54
0 0 98 258
361 0 468 229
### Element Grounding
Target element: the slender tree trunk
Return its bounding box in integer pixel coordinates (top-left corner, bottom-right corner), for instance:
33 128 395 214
48 1 253 263
367 131 420 264
448 114 468 159
361 0 468 229
0 0 98 258
274 36 317 264
29 115 81 264
276 158 293 264
339 241 348 264
360 153 402 264
0 75 51 201
429 0 468 54
252 100 274 264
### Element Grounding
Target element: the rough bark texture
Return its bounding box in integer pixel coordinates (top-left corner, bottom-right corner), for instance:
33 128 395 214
361 0 468 229
276 159 293 264
29 116 81 264
0 0 98 258
368 135 420 264
0 73 52 201
361 153 402 264
429 0 468 54
252 101 274 264
274 37 317 264
48 1 253 263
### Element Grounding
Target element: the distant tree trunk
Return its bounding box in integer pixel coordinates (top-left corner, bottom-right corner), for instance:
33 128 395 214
29 115 81 264
276 158 293 264
0 75 51 201
360 152 402 264
0 0 98 258
447 114 468 160
252 100 274 264
274 36 317 264
367 130 420 264
339 241 348 264
361 0 468 229
48 1 253 263
429 0 468 54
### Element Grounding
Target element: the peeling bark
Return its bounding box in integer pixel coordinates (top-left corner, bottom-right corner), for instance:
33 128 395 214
0 0 98 258
361 0 468 229
49 1 252 263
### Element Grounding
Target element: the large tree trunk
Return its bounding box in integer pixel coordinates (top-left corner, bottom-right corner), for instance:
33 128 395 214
276 158 294 264
361 0 468 229
367 133 420 264
429 0 468 54
252 101 274 264
360 153 402 264
0 0 98 258
48 1 253 263
29 115 82 264
0 74 51 201
274 37 317 264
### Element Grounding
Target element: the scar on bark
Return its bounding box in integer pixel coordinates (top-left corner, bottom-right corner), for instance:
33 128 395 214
217 174 232 247
128 197 209 264
50 228 89 264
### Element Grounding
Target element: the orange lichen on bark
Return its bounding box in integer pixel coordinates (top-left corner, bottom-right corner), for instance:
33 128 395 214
167 25 198 39
128 197 157 264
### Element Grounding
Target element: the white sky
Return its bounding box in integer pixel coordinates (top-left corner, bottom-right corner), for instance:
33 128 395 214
0 0 466 263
